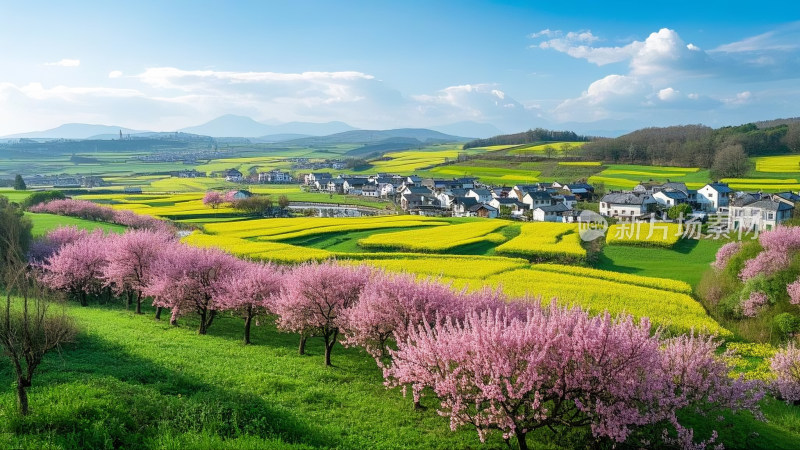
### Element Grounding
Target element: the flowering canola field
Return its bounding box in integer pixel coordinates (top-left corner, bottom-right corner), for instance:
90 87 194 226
357 221 510 252
495 223 586 261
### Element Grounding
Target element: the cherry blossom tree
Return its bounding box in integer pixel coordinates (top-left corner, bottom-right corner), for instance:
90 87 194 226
341 272 460 359
103 229 178 314
788 278 800 305
145 245 240 334
273 262 370 366
739 249 791 281
384 304 762 450
711 241 742 270
216 261 284 344
40 231 109 306
741 291 769 317
28 226 89 263
203 191 224 209
771 343 800 404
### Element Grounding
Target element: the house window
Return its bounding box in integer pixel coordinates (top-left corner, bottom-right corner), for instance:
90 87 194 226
768 213 774 220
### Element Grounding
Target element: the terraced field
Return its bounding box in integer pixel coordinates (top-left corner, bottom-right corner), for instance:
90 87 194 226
494 222 586 261
507 141 586 156
588 164 709 189
425 164 540 185
357 220 510 252
204 216 449 240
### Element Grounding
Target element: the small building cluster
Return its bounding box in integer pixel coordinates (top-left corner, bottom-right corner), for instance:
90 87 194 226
22 174 109 188
222 168 294 184
303 173 596 220
599 180 797 231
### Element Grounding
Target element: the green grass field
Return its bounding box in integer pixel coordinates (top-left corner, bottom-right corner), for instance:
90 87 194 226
0 303 504 450
595 238 727 288
0 189 32 203
26 212 126 237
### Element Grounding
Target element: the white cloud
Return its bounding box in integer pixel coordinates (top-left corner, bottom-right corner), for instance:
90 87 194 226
108 70 123 79
657 87 679 101
45 59 80 67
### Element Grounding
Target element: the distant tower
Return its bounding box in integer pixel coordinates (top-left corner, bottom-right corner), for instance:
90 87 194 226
119 129 123 140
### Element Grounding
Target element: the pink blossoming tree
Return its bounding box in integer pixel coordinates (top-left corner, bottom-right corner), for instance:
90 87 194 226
103 229 178 314
384 304 762 450
712 241 742 270
216 261 284 344
741 291 769 317
145 245 240 334
40 231 110 306
341 272 460 360
203 191 224 209
771 343 800 404
273 262 370 366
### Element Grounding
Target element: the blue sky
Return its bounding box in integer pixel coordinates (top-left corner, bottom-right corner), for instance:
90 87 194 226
0 0 798 136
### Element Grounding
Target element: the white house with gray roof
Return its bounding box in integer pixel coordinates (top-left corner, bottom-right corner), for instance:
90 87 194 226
697 183 732 212
599 193 656 218
728 197 793 231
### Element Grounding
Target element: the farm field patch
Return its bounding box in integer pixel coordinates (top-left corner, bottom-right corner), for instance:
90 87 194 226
495 223 586 261
606 222 683 248
357 220 510 252
507 141 586 156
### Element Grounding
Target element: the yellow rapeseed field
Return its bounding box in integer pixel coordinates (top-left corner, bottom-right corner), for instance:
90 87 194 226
495 223 586 261
357 221 510 252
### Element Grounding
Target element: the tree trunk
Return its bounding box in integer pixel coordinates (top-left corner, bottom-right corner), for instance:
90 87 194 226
135 292 143 315
515 429 528 450
125 291 132 310
80 291 87 307
243 309 253 345
298 335 307 355
198 309 207 335
155 306 163 320
16 381 29 416
324 340 334 366
324 330 338 366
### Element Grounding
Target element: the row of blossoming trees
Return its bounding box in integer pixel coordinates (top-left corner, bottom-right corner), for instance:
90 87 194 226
25 200 800 448
30 223 785 449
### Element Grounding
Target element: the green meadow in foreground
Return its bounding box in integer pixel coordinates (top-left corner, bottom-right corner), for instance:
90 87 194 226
1 302 800 450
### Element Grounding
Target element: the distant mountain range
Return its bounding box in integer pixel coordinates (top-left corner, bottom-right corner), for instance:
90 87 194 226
0 115 487 141
2 123 147 140
177 115 356 138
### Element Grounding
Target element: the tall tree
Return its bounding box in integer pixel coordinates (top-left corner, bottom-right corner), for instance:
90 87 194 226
711 144 750 178
0 196 32 276
13 175 26 191
0 209 76 416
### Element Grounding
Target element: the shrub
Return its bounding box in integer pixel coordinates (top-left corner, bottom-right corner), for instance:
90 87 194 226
773 313 800 339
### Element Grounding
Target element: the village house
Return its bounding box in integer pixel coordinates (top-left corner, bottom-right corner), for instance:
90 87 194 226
258 170 293 184
401 192 441 212
532 203 571 222
488 197 526 218
652 189 689 207
599 192 657 218
562 182 595 200
230 190 253 200
696 182 732 212
469 203 498 219
728 197 793 231
224 168 244 182
466 188 493 203
522 191 554 210
451 196 480 217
